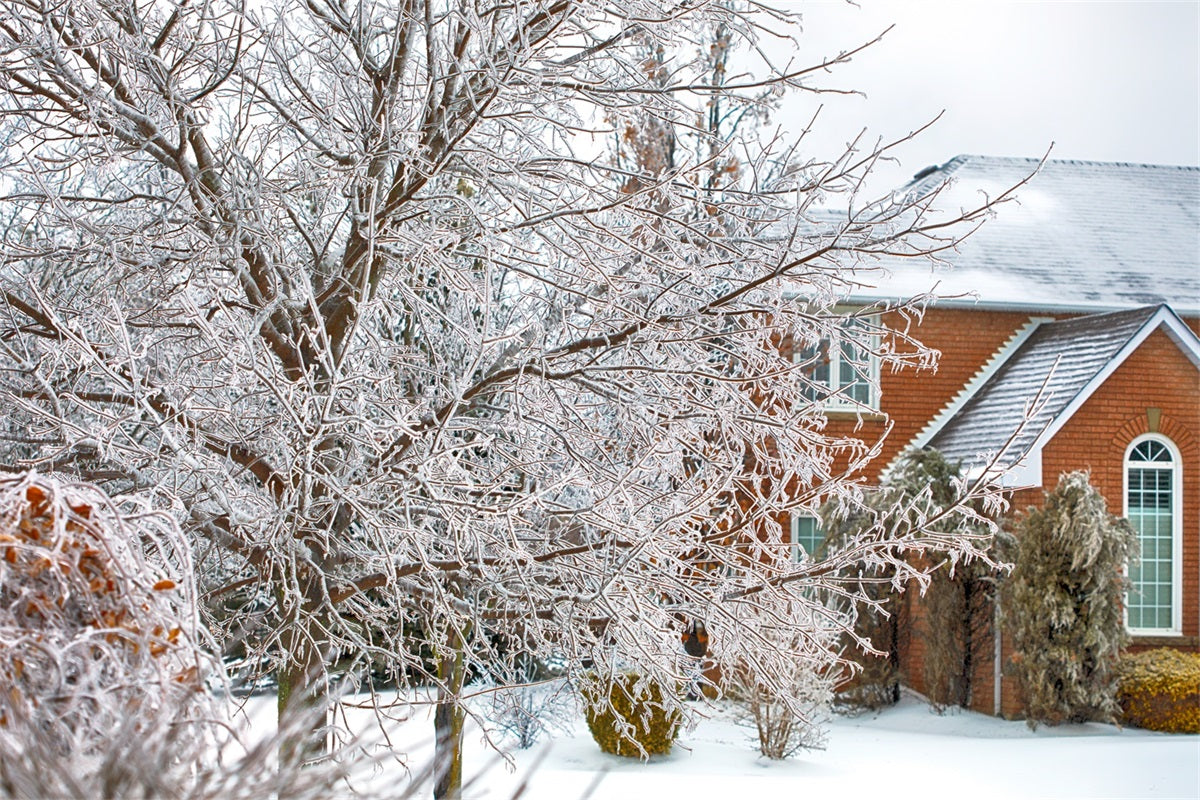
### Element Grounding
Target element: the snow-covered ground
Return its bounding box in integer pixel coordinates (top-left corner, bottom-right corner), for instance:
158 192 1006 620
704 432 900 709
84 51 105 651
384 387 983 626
236 692 1199 800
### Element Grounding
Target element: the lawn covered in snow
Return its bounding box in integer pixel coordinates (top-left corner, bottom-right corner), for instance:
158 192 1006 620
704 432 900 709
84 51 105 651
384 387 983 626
238 692 1199 799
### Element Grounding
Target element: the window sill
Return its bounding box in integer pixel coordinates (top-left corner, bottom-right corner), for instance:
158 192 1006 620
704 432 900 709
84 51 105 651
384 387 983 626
822 409 887 423
1129 633 1195 648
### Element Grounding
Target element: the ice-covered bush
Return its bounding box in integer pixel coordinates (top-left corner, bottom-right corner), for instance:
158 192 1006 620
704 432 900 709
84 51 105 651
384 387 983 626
490 677 576 750
0 472 419 798
724 618 837 760
1001 471 1137 726
581 672 681 758
0 472 209 754
1116 649 1200 733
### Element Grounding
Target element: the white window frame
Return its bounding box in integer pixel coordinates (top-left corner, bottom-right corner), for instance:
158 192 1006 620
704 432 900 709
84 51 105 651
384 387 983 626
792 313 882 412
1123 433 1184 636
790 514 823 562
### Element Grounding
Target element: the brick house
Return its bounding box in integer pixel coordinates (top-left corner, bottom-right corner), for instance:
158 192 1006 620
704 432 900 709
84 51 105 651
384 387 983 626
790 155 1200 715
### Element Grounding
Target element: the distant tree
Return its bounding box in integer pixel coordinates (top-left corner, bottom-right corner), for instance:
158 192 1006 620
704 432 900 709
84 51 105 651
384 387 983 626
1001 472 1138 726
0 1 1020 794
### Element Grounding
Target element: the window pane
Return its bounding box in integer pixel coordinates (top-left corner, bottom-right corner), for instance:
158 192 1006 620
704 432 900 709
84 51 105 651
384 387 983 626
792 516 823 561
1126 457 1175 632
794 314 879 410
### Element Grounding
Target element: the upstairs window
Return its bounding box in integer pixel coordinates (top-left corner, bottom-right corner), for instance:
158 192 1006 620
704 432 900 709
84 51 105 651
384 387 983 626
1125 435 1182 634
794 314 881 411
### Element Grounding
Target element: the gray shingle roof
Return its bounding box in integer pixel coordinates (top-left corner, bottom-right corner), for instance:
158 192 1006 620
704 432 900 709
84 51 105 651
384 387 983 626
854 156 1200 315
926 306 1163 468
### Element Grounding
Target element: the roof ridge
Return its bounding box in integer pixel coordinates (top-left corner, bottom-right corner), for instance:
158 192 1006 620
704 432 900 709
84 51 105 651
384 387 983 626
1038 305 1164 329
952 154 1200 171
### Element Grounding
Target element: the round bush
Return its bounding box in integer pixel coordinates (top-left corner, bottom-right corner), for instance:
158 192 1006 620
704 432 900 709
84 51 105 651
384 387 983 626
1116 649 1200 733
581 672 680 757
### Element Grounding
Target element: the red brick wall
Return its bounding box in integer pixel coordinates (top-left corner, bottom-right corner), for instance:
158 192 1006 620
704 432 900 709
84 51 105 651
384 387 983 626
1035 328 1200 648
805 307 1040 481
811 308 1199 484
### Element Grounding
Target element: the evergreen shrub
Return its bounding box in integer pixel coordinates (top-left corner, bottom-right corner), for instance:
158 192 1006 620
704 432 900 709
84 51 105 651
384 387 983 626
580 672 680 757
1001 471 1138 726
815 498 900 711
1116 649 1200 733
820 448 1002 712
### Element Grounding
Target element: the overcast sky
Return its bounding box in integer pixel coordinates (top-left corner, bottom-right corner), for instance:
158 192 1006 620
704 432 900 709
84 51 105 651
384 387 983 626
760 1 1200 192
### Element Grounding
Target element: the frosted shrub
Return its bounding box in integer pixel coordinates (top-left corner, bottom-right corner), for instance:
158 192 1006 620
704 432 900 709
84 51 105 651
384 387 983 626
727 626 837 759
0 694 404 800
490 676 576 749
581 672 681 758
1116 649 1200 733
1001 472 1138 726
0 473 417 799
0 472 209 756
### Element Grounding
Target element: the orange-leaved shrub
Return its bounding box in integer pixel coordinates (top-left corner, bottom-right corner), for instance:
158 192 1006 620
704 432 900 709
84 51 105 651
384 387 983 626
1116 649 1200 733
0 472 207 750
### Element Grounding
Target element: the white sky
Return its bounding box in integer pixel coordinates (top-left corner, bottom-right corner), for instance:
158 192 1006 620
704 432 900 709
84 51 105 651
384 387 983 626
758 0 1200 192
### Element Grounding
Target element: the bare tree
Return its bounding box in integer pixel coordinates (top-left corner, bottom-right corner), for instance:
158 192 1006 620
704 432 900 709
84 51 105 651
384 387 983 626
0 1 1013 794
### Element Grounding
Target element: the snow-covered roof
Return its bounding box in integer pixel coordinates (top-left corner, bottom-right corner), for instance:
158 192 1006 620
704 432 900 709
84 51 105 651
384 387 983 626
920 305 1200 487
851 156 1200 316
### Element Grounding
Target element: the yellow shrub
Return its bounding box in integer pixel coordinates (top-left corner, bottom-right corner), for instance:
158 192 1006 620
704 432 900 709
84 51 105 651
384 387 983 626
1116 649 1200 733
581 672 680 758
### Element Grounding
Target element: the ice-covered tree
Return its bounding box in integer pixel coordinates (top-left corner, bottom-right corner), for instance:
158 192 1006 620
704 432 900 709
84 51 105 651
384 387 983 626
0 0 1017 792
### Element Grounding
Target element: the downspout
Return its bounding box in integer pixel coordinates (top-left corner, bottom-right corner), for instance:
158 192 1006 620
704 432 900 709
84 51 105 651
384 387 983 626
993 602 1002 716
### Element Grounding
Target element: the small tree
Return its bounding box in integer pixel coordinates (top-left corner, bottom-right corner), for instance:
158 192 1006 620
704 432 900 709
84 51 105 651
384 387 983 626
815 497 903 711
1001 471 1138 726
818 448 1005 712
889 449 1005 713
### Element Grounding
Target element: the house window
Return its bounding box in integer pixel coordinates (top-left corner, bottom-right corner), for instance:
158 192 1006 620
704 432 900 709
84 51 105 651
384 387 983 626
791 514 823 561
1124 435 1182 634
794 315 880 411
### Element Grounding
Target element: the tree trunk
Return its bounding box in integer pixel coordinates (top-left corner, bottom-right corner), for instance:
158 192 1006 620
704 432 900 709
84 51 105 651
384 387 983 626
433 628 468 800
277 587 328 765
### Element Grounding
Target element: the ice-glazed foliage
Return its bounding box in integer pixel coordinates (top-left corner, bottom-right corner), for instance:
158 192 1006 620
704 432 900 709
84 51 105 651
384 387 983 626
886 448 1004 712
0 0 1024 772
0 472 209 755
581 671 681 758
1001 471 1138 727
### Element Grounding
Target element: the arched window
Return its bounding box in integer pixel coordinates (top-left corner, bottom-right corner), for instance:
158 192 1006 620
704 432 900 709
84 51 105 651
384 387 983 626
1124 435 1183 634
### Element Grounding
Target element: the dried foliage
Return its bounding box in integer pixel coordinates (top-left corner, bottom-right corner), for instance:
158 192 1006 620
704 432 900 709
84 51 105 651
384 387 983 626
0 0 1024 786
1001 472 1138 727
0 472 210 757
1116 649 1200 734
581 671 681 758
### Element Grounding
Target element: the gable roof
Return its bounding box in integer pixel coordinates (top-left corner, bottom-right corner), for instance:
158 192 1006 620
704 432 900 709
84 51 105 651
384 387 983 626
916 305 1200 486
852 156 1200 316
